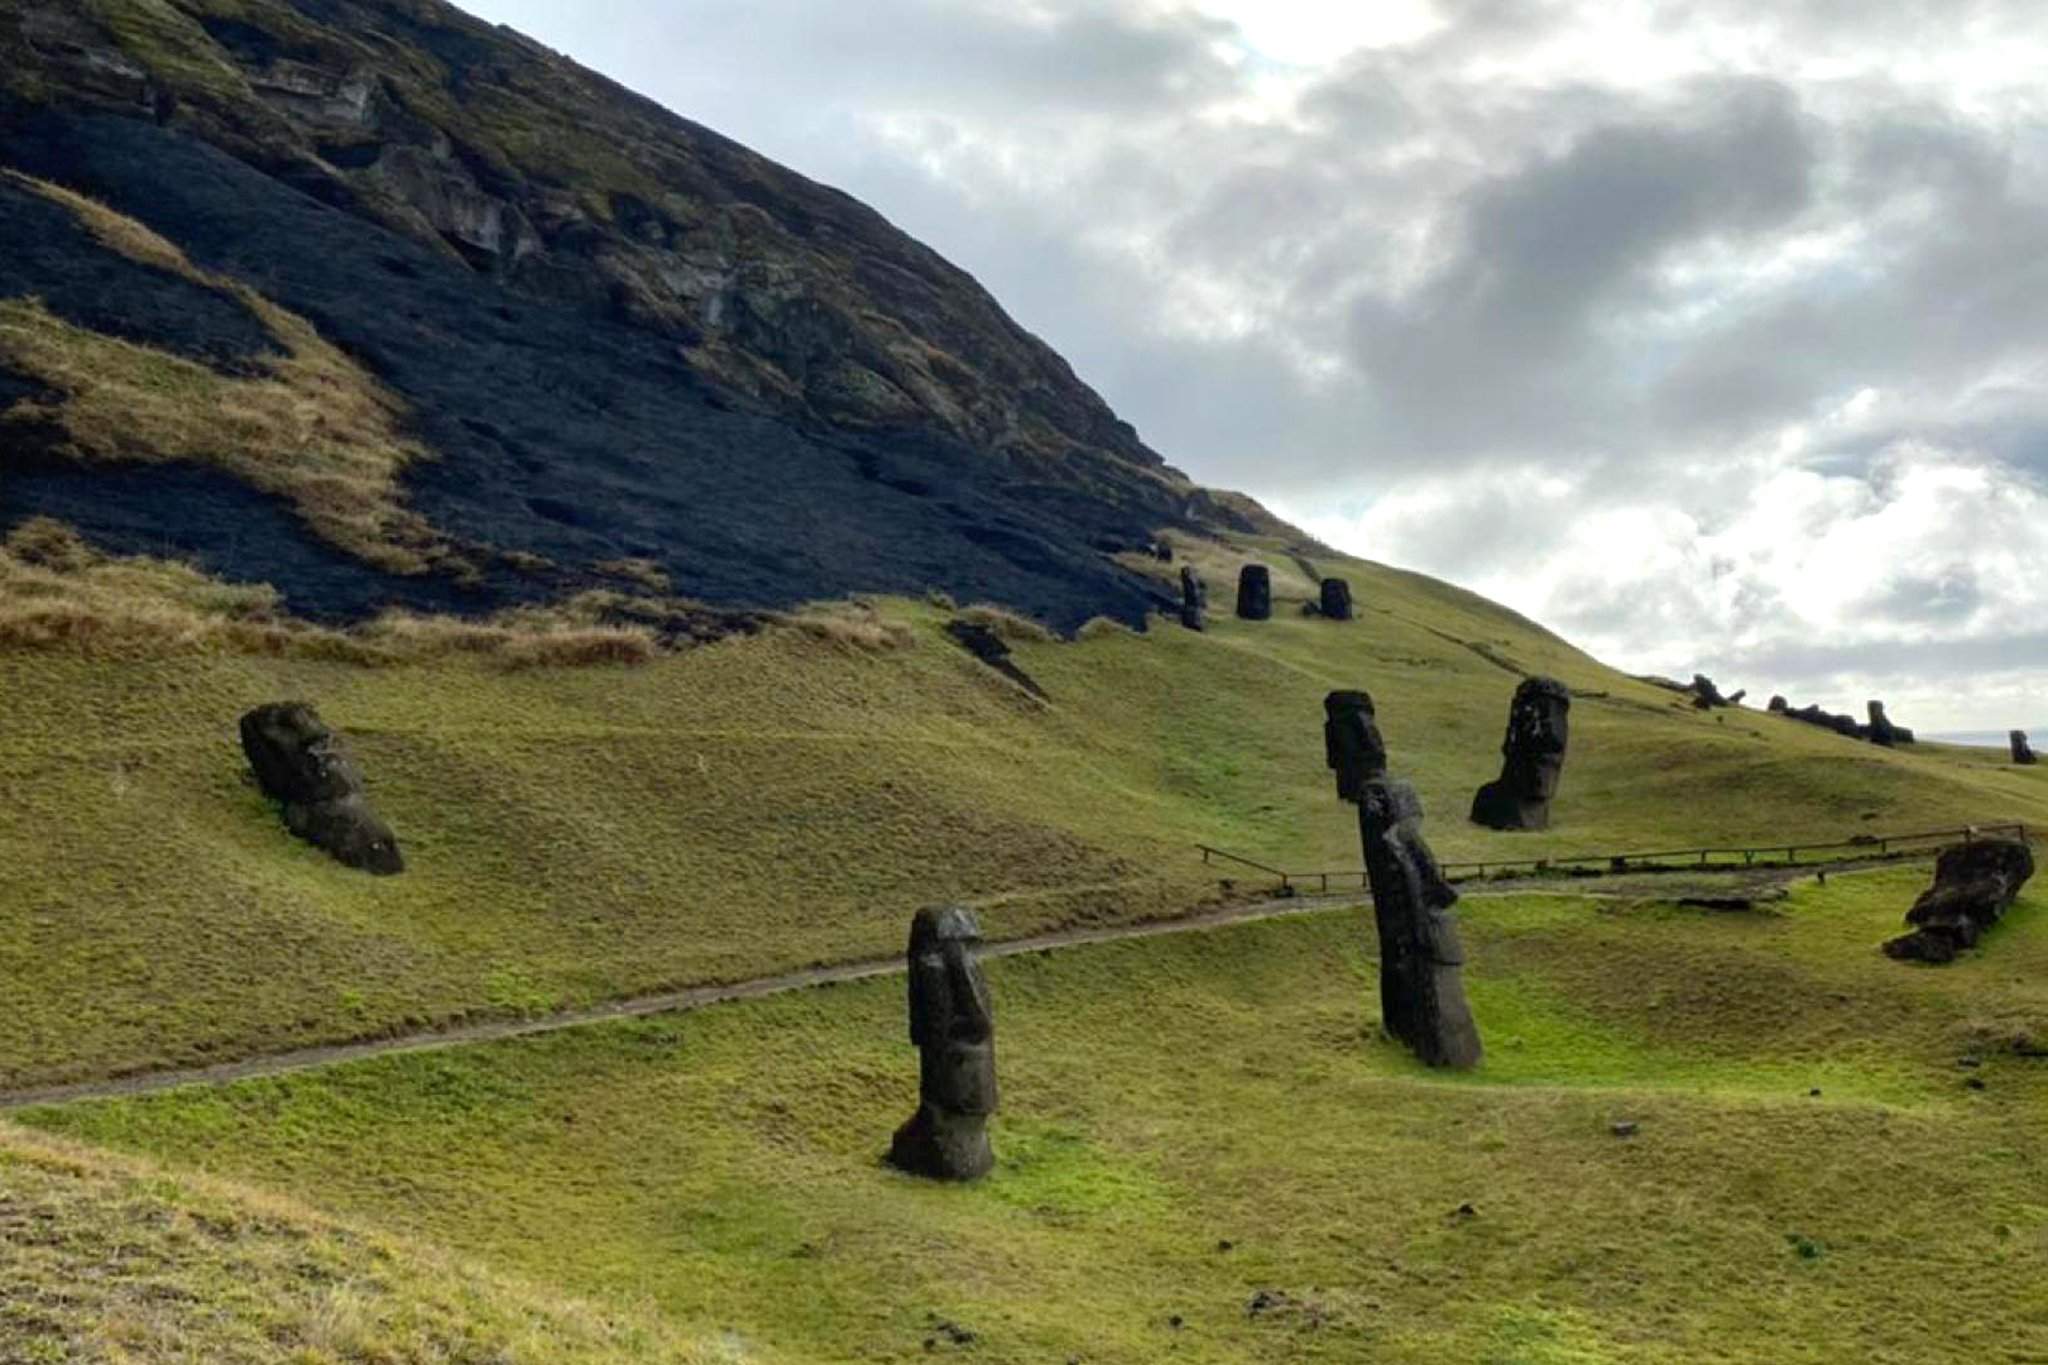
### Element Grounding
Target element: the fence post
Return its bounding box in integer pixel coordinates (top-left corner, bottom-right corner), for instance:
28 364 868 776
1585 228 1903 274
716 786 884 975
1321 872 1329 893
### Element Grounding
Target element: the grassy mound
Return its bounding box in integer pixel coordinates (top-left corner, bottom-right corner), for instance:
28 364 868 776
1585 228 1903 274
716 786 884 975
21 868 2046 1362
1 531 2042 1091
0 1123 752 1362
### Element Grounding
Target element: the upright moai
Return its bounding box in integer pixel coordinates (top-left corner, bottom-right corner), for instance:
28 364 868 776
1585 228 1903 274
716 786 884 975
2012 730 2038 766
1469 677 1571 831
1319 578 1354 621
1867 700 1900 747
239 702 404 874
1324 690 1482 1070
1236 564 1271 621
1179 565 1206 632
887 905 998 1181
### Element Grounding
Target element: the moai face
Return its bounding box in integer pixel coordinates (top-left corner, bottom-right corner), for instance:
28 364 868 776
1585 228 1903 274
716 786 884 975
1324 690 1387 803
1361 778 1458 917
907 905 998 1117
1503 677 1571 800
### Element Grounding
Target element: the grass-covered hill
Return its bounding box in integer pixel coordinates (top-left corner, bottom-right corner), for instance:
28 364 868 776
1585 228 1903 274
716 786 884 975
0 0 1278 632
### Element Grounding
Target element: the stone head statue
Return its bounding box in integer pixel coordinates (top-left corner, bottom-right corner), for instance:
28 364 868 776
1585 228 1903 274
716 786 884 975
1358 776 1480 1069
1502 677 1570 798
1361 779 1459 922
890 905 997 1179
240 702 403 875
1324 690 1387 803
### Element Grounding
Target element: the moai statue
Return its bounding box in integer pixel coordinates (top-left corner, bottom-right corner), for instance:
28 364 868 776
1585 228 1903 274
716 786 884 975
1359 778 1483 1069
1768 695 1789 713
1469 677 1571 831
2012 730 2037 766
1324 689 1387 801
239 702 404 874
1236 564 1272 621
1867 700 1900 747
887 905 998 1181
1319 578 1354 621
1179 565 1206 632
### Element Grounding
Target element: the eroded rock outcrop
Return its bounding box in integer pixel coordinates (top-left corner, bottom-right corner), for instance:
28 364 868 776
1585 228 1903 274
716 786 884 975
1883 840 2035 964
1319 578 1353 622
239 702 403 874
1470 677 1571 832
888 905 998 1181
2012 731 2037 766
1236 565 1272 621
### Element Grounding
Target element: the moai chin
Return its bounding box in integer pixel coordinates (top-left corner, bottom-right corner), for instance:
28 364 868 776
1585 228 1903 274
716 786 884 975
1179 565 1206 632
1359 778 1483 1069
239 702 404 875
1319 578 1354 621
1469 676 1571 831
2012 730 2037 766
1236 564 1272 621
887 905 998 1180
1324 689 1387 802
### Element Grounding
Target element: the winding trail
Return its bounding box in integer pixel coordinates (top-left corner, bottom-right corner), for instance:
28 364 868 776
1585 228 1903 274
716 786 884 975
0 863 1871 1112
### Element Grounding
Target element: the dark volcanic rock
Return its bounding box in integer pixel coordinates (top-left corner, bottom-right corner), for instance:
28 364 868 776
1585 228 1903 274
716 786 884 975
944 620 1046 700
1690 674 1729 709
1470 677 1571 832
1769 695 1789 713
1883 839 2035 964
888 906 998 1181
1319 578 1353 621
1867 700 1902 747
1359 778 1483 1070
1236 565 1272 621
1323 690 1387 803
1179 566 1206 632
239 702 402 874
2012 730 2037 765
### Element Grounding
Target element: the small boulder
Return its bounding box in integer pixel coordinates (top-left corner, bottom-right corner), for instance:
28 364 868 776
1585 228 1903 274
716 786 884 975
239 703 403 875
1883 839 2035 964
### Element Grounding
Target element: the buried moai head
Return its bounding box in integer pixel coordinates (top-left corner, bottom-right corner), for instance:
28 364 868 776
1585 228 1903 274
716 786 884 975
1236 564 1272 620
1179 565 1206 631
2012 730 2037 765
1358 777 1482 1070
888 905 998 1180
239 702 403 875
1319 578 1353 621
1324 690 1388 803
1469 676 1570 831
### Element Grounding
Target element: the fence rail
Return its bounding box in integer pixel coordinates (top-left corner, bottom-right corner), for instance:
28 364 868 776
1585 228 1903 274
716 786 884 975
1197 822 2031 894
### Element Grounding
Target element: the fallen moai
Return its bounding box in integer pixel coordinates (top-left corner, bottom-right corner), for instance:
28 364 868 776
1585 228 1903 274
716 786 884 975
1324 690 1482 1069
1770 697 1914 745
2013 730 2037 766
1319 578 1353 621
1470 676 1571 831
888 905 999 1180
1866 700 1914 747
1236 564 1272 621
1883 839 2035 964
239 702 404 875
1179 565 1206 631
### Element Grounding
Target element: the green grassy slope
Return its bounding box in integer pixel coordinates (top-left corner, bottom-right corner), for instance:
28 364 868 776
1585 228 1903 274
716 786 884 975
24 867 2047 1363
2 533 2043 1090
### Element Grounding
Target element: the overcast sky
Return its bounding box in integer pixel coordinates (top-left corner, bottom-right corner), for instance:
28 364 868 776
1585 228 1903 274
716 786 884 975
467 0 2046 732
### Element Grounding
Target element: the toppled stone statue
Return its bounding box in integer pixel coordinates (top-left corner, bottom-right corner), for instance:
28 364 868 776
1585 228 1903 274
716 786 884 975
1469 676 1571 831
888 905 998 1180
1690 674 1729 709
1319 578 1353 622
1179 566 1206 632
1883 839 2036 964
2012 731 2037 766
1323 690 1481 1069
1236 565 1272 621
1324 689 1387 802
1360 777 1484 1069
239 703 404 875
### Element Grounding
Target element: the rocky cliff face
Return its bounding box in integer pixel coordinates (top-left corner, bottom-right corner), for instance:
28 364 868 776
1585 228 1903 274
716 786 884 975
0 0 1273 627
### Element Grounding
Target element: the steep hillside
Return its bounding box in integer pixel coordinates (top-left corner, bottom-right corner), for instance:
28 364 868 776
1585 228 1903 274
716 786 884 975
0 0 1271 629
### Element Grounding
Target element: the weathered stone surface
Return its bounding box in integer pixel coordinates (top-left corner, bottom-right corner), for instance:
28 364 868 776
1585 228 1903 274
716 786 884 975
1690 674 1729 709
1769 695 1789 713
1324 690 1387 802
1469 677 1571 831
1359 778 1483 1069
1319 578 1353 621
1867 700 1902 747
1884 839 2035 964
1179 566 1206 632
1236 565 1272 621
239 702 403 875
888 905 998 1180
2012 730 2037 766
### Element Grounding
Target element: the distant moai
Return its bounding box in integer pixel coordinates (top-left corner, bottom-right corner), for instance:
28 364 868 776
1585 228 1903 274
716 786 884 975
1324 690 1482 1070
1319 578 1353 621
1179 565 1206 631
2012 730 2038 766
1236 565 1271 620
887 905 998 1180
239 702 404 874
1469 677 1571 831
1867 700 1901 747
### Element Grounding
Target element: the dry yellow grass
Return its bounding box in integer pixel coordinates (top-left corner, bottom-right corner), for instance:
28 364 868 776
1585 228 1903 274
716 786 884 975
957 601 1057 643
784 599 919 651
0 173 444 572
